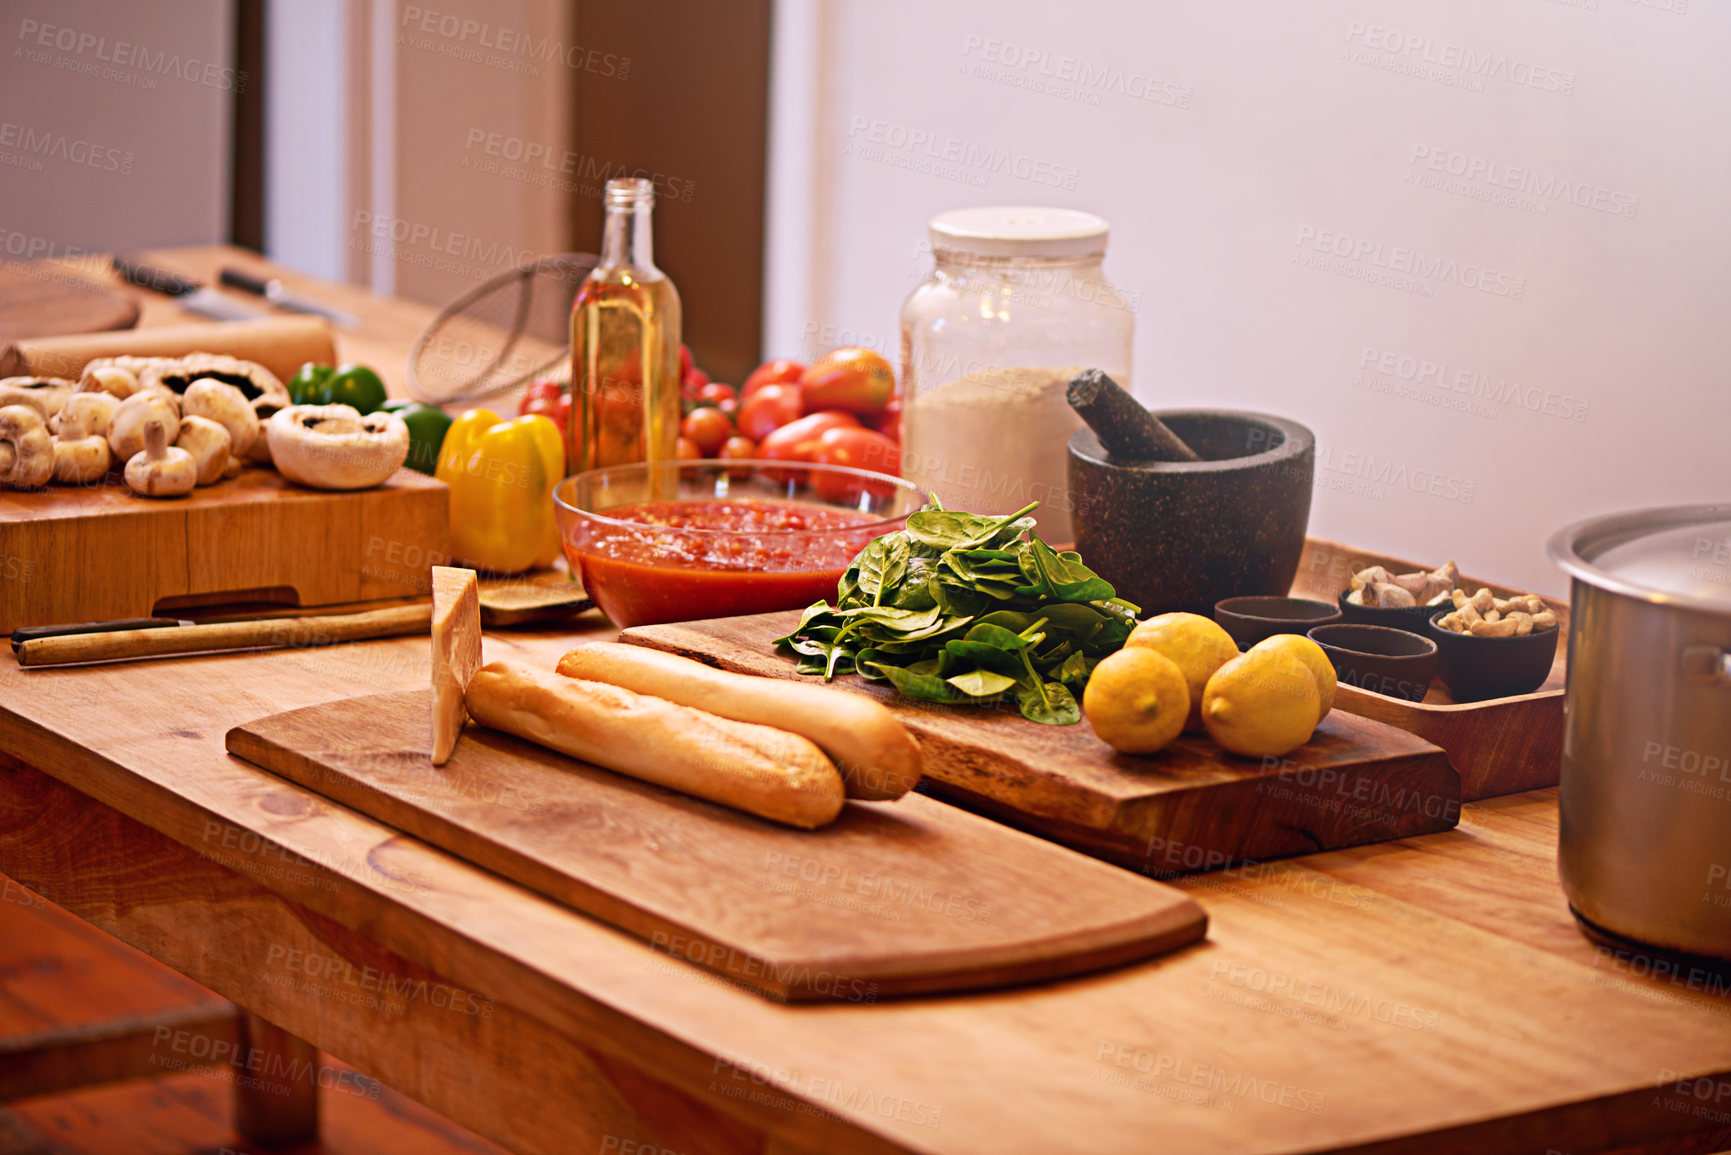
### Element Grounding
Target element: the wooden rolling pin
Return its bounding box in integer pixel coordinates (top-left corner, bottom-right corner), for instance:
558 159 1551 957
0 316 336 384
14 604 430 667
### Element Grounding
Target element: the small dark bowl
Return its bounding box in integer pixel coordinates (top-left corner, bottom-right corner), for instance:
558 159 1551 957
1214 596 1342 650
1307 623 1439 703
1336 588 1440 634
1425 605 1560 703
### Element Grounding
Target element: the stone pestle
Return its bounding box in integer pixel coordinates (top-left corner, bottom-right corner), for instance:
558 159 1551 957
1066 369 1202 463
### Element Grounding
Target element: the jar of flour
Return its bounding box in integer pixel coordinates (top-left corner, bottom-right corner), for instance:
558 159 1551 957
899 206 1134 543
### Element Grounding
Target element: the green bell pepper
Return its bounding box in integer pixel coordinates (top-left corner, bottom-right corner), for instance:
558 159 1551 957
380 398 453 475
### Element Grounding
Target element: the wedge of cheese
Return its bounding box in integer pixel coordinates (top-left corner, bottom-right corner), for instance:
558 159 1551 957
430 566 481 764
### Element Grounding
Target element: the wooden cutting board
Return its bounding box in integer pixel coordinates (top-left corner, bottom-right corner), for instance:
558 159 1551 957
0 468 448 632
622 612 1462 876
226 689 1207 1002
0 260 139 346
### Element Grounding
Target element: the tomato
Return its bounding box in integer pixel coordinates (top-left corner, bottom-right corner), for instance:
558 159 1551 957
681 406 734 456
812 426 903 501
521 393 570 439
719 434 757 480
679 344 693 381
800 347 895 415
758 411 860 464
519 379 562 413
736 382 804 441
675 435 702 460
697 381 737 407
741 358 804 399
684 367 710 392
862 395 902 440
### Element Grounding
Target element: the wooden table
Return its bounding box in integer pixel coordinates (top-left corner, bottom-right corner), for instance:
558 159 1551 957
2 248 1730 1155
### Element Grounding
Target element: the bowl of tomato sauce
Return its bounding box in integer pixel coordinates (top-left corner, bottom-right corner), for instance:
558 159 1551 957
554 460 923 628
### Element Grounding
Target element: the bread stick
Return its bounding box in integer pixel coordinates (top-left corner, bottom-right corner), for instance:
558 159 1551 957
464 661 846 829
554 642 922 800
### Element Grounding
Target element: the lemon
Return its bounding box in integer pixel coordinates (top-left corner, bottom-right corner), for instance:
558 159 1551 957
1084 647 1191 755
1201 648 1323 758
1125 612 1240 731
1248 634 1336 725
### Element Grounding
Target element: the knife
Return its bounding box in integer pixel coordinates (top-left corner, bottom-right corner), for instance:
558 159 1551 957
219 266 358 328
111 256 269 322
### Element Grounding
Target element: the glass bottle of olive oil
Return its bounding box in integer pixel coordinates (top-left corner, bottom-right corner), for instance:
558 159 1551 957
569 177 681 474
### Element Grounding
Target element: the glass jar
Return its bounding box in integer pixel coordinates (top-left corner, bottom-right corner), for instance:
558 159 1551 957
899 207 1133 543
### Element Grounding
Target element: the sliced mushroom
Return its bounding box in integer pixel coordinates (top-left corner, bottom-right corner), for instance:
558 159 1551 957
0 376 73 420
139 354 290 421
181 379 259 455
174 415 233 486
51 399 112 485
124 420 196 498
51 391 121 439
266 404 410 490
0 405 53 489
77 356 165 399
108 392 181 462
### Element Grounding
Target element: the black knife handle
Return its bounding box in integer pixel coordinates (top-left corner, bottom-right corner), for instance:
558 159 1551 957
219 267 273 296
11 617 182 648
111 255 199 297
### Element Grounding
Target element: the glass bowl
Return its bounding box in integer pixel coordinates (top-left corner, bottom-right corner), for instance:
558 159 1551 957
553 459 923 628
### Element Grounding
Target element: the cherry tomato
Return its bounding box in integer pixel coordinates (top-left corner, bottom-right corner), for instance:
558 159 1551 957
681 406 734 456
684 367 710 392
736 382 804 441
812 426 903 501
679 344 693 381
520 379 562 413
800 347 895 415
741 358 804 399
697 381 737 407
521 393 570 439
719 434 757 480
675 435 702 460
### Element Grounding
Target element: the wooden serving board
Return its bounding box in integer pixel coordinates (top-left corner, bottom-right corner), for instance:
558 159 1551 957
226 689 1207 1002
0 468 449 633
1290 538 1566 799
622 613 1461 877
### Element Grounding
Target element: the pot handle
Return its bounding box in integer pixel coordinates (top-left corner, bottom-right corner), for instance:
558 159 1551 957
1683 645 1731 686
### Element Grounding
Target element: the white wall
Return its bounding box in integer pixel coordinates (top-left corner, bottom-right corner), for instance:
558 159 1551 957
0 0 233 258
765 0 1729 596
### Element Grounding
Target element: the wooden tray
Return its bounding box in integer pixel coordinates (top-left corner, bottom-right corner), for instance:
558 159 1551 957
1289 539 1566 799
622 613 1461 877
227 690 1208 1002
0 469 449 633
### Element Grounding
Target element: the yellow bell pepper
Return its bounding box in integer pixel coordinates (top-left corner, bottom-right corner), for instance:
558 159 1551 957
434 409 565 573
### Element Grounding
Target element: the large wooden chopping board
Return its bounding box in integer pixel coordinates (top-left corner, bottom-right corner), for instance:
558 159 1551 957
226 690 1206 1002
622 612 1462 876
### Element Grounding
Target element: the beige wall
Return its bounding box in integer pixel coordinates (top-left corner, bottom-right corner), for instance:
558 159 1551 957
767 0 1731 595
0 0 233 261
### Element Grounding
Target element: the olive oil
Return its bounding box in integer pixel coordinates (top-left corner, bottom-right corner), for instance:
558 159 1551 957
569 178 681 474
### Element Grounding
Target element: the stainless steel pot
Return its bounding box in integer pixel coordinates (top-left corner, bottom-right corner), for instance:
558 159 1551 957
1549 504 1731 960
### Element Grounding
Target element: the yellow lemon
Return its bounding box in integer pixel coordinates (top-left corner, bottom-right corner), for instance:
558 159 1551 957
1125 612 1240 731
1084 647 1191 755
1249 634 1336 725
1201 648 1322 758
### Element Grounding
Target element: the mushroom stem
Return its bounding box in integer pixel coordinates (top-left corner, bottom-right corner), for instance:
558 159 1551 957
142 420 169 460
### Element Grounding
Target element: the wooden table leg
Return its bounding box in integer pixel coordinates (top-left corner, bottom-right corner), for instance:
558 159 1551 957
232 1011 319 1147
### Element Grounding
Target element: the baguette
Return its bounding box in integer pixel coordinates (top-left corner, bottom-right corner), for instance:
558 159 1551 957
554 642 922 801
464 661 846 829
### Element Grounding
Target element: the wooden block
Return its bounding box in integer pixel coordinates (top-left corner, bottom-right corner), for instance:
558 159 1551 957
0 468 448 632
226 690 1208 1002
430 567 480 764
621 611 1462 877
232 1011 320 1146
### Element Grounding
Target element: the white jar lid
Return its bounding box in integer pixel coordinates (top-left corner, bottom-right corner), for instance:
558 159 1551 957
929 206 1108 258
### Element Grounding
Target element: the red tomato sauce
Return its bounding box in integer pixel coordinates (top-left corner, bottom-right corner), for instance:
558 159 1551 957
565 499 889 628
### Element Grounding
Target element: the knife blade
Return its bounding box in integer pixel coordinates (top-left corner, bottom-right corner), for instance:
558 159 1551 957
111 256 270 322
219 266 358 328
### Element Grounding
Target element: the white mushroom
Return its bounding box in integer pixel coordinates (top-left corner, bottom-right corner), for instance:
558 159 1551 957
0 405 53 489
108 392 181 462
266 404 410 490
222 454 245 480
124 421 196 498
51 400 112 485
78 356 162 399
140 354 290 421
0 376 73 420
181 379 259 455
174 415 232 486
51 391 120 439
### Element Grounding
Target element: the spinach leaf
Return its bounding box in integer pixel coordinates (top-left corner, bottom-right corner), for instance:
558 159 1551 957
1018 680 1081 725
947 669 1019 698
943 639 1024 676
868 661 963 702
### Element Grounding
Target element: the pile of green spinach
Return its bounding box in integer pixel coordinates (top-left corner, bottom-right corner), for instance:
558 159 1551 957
774 500 1140 724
